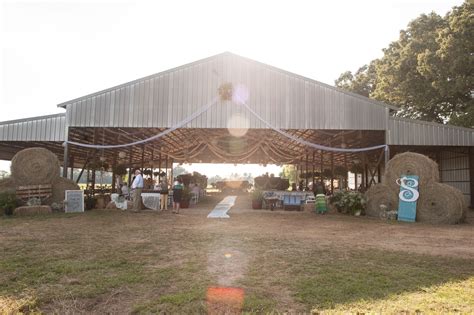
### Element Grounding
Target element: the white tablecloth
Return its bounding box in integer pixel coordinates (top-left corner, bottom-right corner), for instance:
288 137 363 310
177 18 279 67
141 193 161 210
111 193 128 210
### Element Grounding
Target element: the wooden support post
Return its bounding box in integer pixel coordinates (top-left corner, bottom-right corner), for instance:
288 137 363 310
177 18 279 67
364 163 369 189
330 152 334 193
151 148 154 182
320 151 324 185
344 154 348 189
62 126 70 178
141 145 145 172
377 164 381 183
170 159 174 183
128 147 133 187
62 143 69 178
165 155 169 180
159 152 162 178
305 153 309 189
312 151 315 188
91 129 99 196
469 147 474 208
69 156 74 180
111 156 117 193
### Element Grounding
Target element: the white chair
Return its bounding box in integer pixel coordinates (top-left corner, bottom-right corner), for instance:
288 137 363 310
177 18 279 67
191 192 199 204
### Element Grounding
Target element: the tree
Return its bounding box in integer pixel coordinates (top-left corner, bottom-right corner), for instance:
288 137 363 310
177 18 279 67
0 170 9 179
336 3 474 128
172 165 188 178
280 165 297 184
335 61 378 97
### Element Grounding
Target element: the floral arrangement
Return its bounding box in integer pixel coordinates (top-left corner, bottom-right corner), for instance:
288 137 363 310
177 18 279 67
329 190 366 215
218 83 233 101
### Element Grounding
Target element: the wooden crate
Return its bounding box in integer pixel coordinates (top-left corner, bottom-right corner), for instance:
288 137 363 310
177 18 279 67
16 184 52 201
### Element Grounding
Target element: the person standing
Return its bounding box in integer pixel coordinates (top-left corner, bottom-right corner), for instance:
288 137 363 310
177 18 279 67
160 179 169 211
131 169 144 212
313 182 327 214
172 178 184 214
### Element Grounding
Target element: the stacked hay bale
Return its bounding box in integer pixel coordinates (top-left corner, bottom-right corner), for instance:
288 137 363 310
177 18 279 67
11 147 60 185
365 152 467 224
2 147 80 213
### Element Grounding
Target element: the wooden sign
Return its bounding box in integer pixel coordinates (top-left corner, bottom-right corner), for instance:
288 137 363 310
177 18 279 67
65 190 84 213
397 175 419 222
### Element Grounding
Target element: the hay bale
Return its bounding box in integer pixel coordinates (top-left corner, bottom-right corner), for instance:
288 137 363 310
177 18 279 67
47 177 80 206
14 205 52 216
417 183 466 224
11 147 60 185
365 184 399 217
384 152 439 193
0 178 16 194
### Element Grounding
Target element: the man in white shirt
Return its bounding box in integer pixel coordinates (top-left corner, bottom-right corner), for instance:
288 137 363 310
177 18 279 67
131 169 144 211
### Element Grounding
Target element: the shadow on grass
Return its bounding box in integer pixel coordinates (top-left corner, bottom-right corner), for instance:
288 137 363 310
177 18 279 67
240 239 474 312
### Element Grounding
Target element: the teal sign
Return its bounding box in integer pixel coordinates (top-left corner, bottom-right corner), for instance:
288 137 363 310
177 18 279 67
397 175 419 222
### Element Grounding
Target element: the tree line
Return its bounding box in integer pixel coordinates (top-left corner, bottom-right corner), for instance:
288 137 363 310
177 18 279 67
335 2 473 128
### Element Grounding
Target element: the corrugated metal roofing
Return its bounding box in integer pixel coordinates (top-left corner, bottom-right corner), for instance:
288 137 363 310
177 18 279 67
0 113 66 141
387 117 474 146
59 52 392 130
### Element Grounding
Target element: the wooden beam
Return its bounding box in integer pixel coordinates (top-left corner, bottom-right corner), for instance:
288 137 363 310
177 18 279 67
470 147 474 208
330 152 334 193
75 157 90 184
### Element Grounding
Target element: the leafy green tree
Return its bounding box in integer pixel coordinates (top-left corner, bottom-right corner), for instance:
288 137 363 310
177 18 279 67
335 61 378 98
280 165 297 184
336 3 473 128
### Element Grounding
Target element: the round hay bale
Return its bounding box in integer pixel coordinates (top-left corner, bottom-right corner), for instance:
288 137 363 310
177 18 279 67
11 148 60 185
0 177 16 194
417 183 466 224
48 177 80 206
384 152 439 192
365 184 398 217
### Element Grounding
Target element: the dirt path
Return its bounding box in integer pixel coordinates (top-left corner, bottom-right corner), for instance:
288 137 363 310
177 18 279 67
194 193 474 260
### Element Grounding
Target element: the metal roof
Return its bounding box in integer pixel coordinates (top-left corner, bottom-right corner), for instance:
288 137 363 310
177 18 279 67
59 52 393 130
387 117 474 146
0 113 66 142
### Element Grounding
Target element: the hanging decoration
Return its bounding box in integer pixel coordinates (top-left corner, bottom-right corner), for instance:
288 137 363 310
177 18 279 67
64 83 388 158
218 83 233 101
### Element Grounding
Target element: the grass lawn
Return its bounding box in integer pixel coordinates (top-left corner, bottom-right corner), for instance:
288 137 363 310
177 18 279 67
1 194 473 313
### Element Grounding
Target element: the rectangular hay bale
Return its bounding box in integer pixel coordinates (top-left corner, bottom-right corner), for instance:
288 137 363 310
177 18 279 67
14 205 52 216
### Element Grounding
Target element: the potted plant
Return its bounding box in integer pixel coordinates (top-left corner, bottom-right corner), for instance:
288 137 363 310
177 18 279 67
0 191 19 216
143 169 153 176
329 191 365 215
180 187 192 209
251 189 263 209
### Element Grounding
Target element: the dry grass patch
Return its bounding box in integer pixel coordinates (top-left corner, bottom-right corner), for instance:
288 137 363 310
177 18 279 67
1 196 473 313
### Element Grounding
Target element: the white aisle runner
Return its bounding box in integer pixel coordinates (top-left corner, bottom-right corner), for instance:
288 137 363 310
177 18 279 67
207 196 237 218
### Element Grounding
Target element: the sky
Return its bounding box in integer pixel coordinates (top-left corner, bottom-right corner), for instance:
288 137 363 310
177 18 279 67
0 0 462 177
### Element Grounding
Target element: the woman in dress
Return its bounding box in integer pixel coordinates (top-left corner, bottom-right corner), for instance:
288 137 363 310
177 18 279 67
313 182 327 214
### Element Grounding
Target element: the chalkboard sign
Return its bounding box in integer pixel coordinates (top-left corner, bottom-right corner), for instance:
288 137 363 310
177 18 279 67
65 190 84 213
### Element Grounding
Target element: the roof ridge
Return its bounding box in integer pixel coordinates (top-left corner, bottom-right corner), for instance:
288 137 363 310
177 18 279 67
0 112 65 125
57 51 398 110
